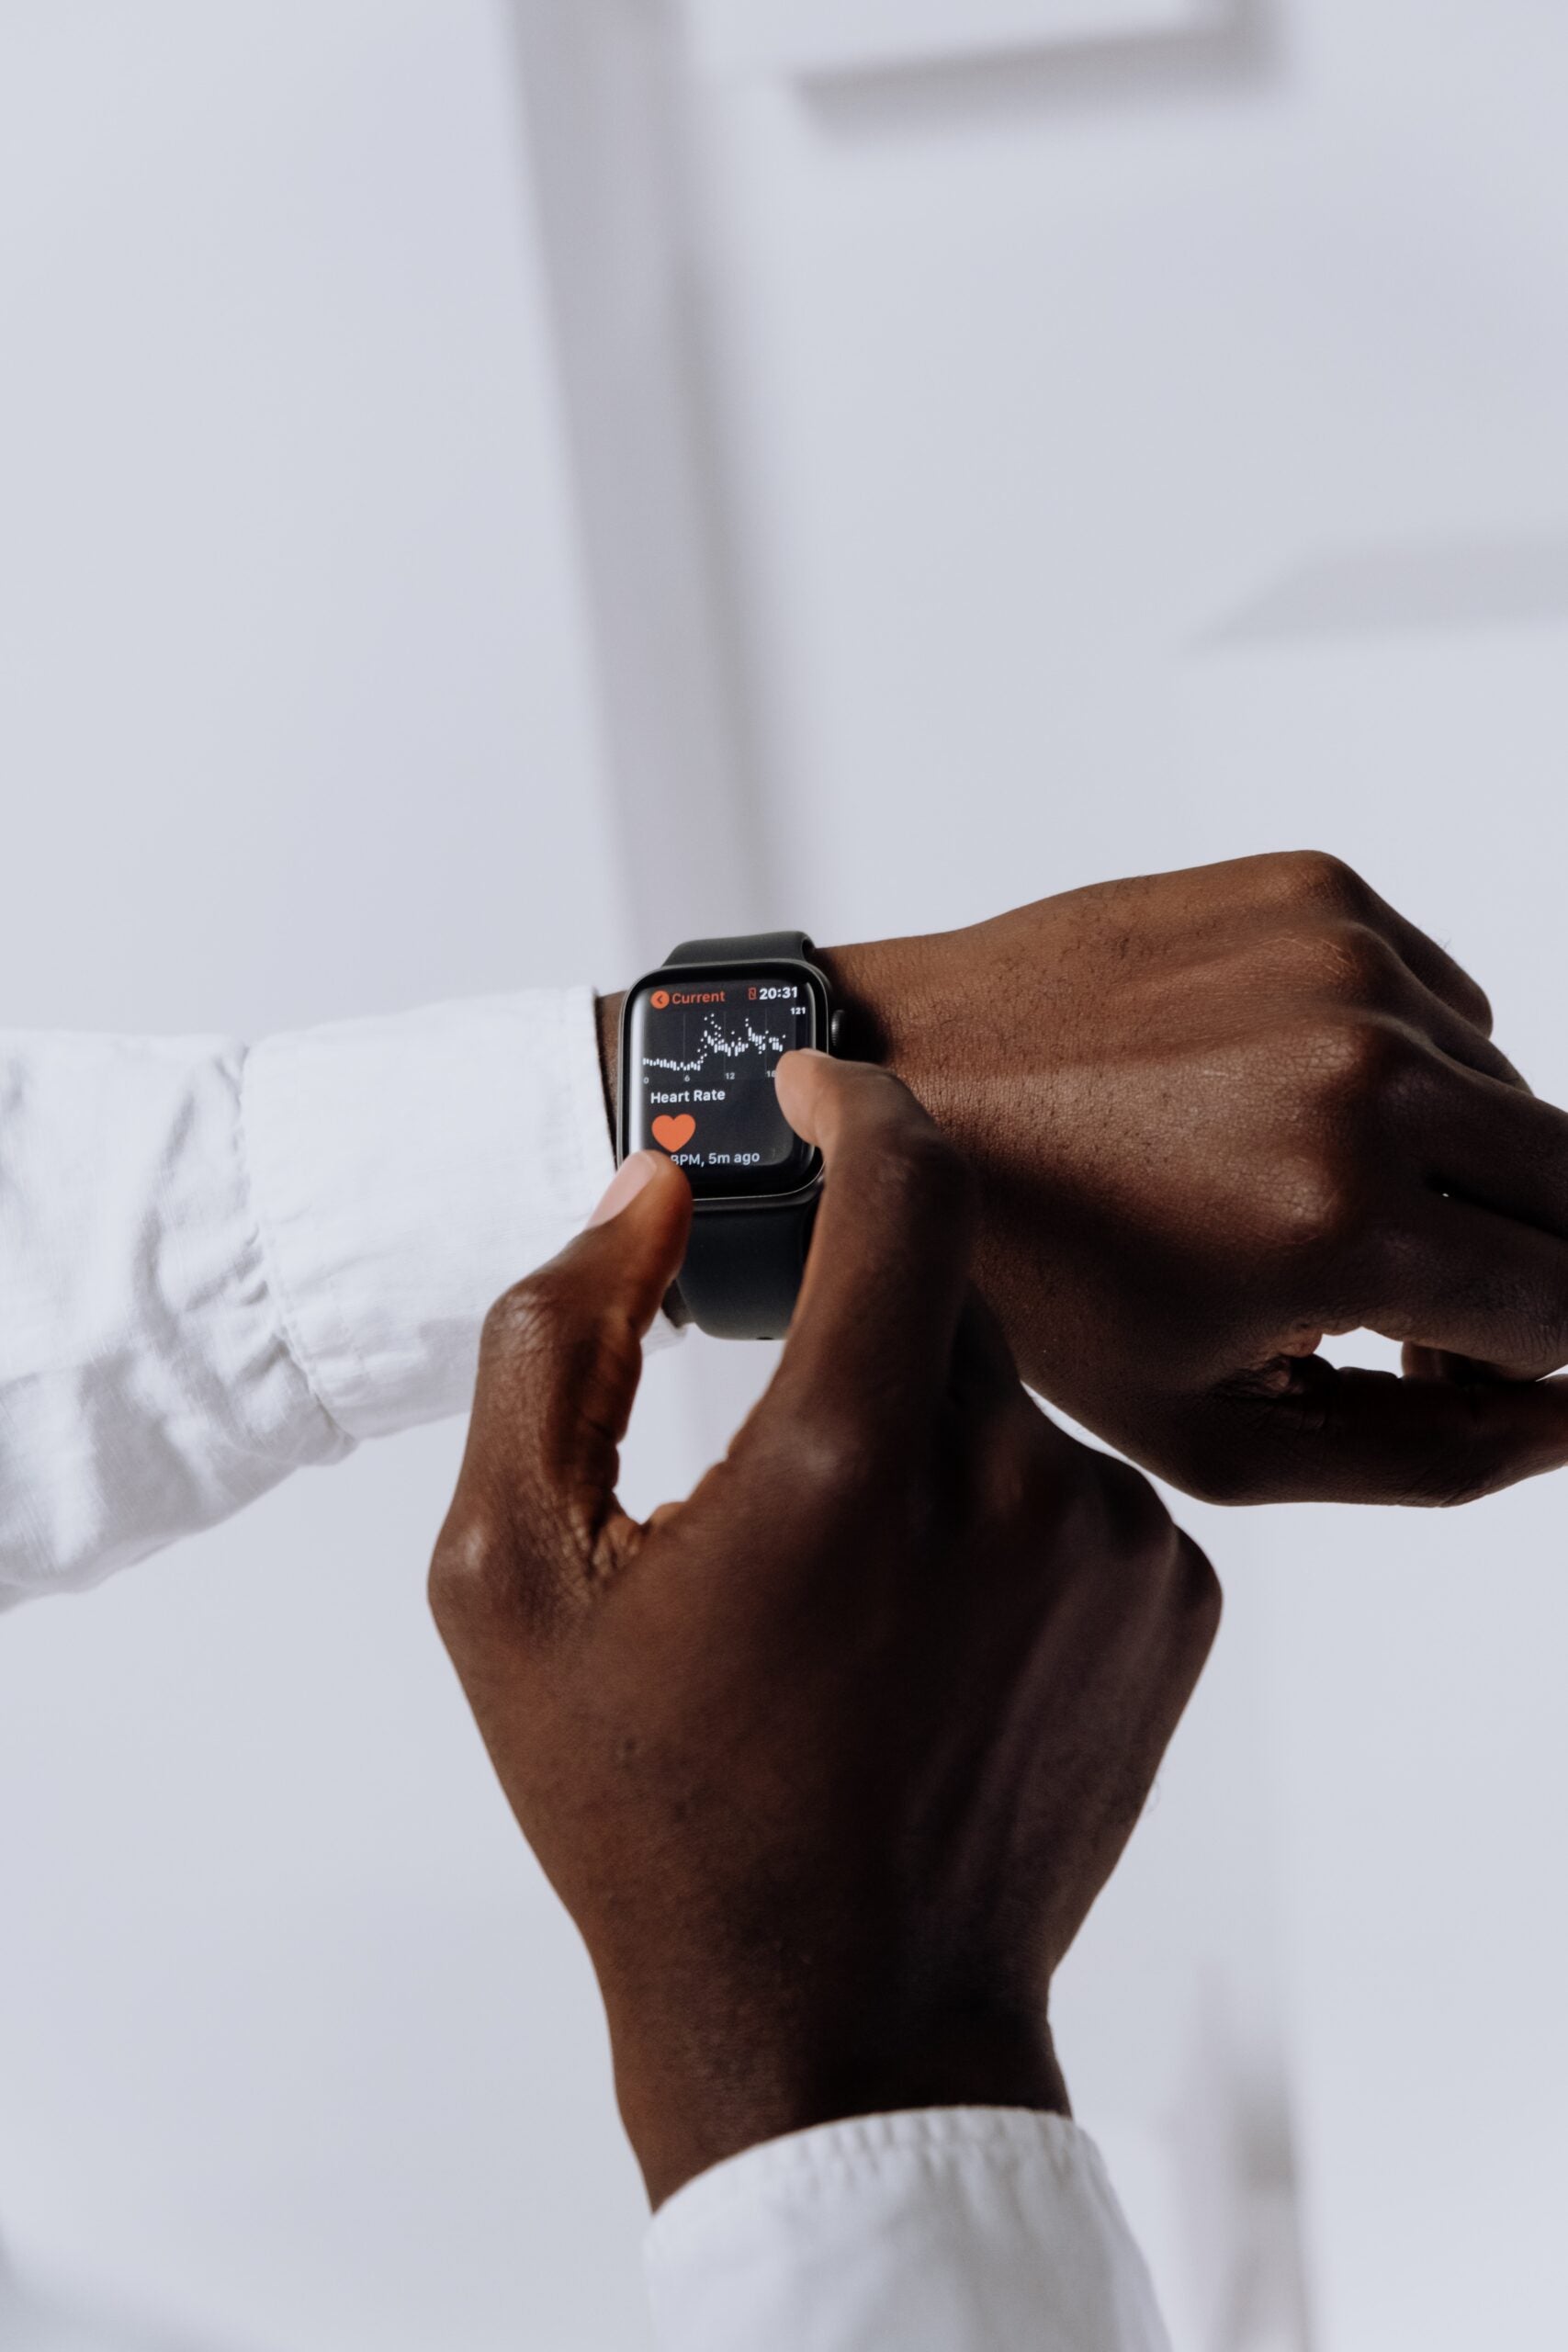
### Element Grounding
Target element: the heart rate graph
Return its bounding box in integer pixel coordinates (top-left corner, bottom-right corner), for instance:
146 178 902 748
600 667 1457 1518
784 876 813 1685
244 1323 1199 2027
641 1010 799 1081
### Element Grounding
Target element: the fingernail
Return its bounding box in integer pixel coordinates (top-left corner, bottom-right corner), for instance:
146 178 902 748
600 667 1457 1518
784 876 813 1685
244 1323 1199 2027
588 1151 660 1227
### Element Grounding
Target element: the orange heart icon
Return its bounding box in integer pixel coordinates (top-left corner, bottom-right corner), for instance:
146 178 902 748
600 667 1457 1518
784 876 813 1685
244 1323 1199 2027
651 1114 696 1152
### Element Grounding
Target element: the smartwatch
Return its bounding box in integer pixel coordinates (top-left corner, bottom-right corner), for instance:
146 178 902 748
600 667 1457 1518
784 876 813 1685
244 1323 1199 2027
617 930 844 1340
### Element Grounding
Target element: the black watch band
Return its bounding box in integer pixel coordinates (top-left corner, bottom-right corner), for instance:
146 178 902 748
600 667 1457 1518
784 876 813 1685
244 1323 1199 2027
667 930 814 966
663 931 820 1340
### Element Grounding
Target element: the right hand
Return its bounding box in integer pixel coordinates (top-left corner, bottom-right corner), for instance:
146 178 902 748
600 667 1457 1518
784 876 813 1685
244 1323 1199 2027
430 1053 1220 2208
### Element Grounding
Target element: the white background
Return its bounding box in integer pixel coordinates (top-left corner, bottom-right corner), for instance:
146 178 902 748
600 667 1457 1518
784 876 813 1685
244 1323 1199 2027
3 3 1568 2348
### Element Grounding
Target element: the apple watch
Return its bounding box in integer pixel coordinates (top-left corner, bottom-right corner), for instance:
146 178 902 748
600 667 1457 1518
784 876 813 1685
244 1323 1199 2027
618 930 844 1339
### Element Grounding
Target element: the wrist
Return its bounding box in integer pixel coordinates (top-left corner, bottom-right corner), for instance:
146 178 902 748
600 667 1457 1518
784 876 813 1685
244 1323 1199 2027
816 936 974 1147
609 1987 1069 2210
813 942 897 1068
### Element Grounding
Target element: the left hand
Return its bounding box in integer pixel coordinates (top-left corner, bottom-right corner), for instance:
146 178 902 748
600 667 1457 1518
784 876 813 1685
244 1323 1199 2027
816 851 1568 1508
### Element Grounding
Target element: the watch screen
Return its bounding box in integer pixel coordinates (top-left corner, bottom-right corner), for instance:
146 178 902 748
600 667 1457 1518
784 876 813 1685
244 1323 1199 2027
625 969 824 1199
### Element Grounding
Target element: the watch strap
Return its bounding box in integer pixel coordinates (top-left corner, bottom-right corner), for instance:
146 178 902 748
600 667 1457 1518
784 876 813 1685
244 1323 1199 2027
667 929 813 964
674 1196 817 1340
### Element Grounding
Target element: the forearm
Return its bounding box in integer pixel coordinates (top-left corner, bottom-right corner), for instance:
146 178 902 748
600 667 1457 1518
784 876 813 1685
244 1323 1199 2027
611 1976 1069 2213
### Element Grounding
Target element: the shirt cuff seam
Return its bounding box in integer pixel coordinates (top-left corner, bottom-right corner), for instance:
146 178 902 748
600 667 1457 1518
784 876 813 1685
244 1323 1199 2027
237 1041 357 1453
646 2108 1095 2260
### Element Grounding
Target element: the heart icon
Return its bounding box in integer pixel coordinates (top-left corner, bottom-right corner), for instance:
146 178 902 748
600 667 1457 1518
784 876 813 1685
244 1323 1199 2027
651 1114 696 1152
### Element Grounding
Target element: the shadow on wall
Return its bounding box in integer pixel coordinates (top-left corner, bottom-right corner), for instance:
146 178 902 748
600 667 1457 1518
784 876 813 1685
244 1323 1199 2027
803 0 1284 138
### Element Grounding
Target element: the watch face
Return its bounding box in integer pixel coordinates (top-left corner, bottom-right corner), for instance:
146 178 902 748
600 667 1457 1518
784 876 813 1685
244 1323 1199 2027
624 967 825 1199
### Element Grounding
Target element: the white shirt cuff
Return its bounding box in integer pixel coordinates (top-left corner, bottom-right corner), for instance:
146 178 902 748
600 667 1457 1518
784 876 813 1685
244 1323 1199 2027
243 987 627 1442
644 2108 1171 2352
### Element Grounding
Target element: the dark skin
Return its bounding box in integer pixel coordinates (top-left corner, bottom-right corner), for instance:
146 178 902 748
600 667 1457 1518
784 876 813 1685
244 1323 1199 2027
600 851 1568 1508
432 1054 1219 2209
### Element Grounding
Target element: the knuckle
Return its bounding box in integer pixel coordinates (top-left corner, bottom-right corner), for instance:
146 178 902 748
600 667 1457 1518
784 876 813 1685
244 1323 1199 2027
1428 949 1496 1040
1269 848 1372 914
1303 922 1403 1005
429 1485 561 1649
1306 1012 1404 1094
1263 1147 1366 1260
1460 971 1495 1036
427 1502 507 1639
1296 1013 1421 1132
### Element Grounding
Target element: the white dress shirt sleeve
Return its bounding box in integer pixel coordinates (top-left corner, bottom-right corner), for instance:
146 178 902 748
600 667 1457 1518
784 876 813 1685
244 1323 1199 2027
0 988 621 1605
645 2109 1170 2352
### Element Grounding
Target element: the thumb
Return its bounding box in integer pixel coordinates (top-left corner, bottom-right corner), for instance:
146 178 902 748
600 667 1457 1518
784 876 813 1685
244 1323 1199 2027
443 1152 693 1620
1207 1353 1568 1508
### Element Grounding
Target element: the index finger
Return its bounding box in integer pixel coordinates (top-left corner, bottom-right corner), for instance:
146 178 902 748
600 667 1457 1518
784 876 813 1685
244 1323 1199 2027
767 1050 975 1437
